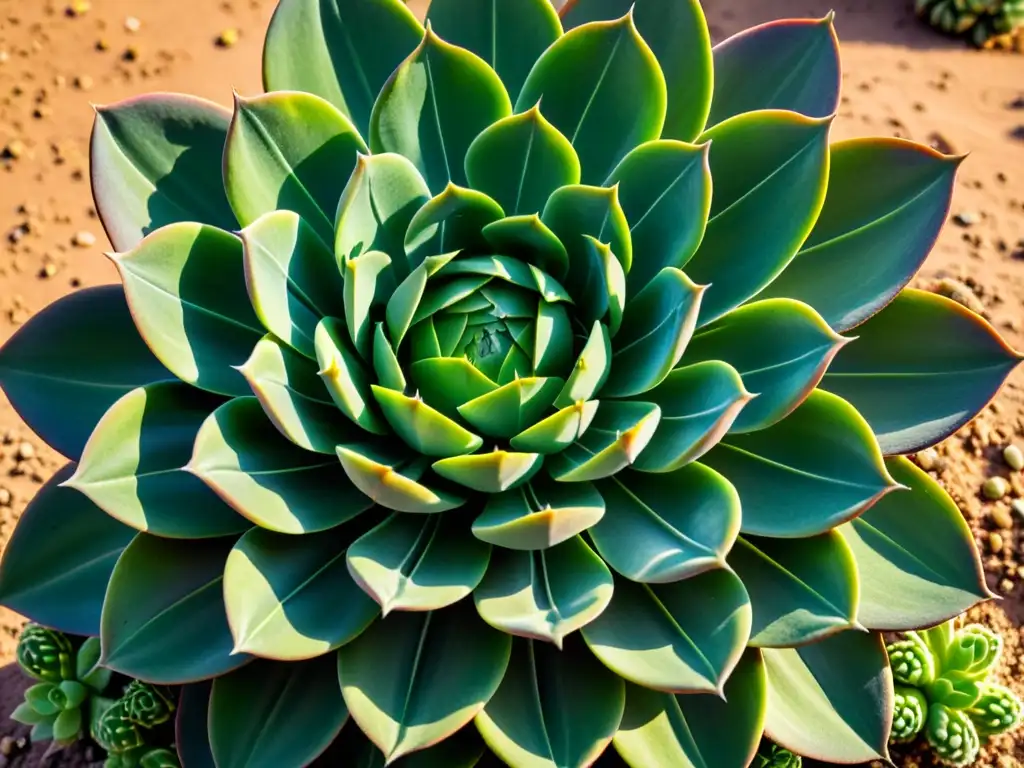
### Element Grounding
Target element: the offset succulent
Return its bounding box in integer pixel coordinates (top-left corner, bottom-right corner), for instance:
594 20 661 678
95 681 179 768
0 0 1019 765
753 740 802 768
915 0 1024 47
886 620 1024 766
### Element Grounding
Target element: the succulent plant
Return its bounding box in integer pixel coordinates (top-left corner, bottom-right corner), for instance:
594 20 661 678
0 0 1019 765
753 740 802 768
886 620 1024 766
915 0 1024 48
94 681 179 768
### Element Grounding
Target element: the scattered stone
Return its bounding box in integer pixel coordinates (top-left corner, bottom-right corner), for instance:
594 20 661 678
934 277 986 315
123 45 141 62
73 74 93 91
985 476 1010 500
124 16 141 33
1011 472 1024 498
1013 499 1024 520
928 132 956 154
217 28 240 48
71 230 95 248
40 262 56 279
1000 578 1014 594
15 442 34 461
992 506 1014 530
1 140 25 160
916 447 942 471
1006 444 1024 471
65 0 90 17
0 736 12 757
95 38 109 52
0 488 10 507
953 211 980 227
989 531 1004 553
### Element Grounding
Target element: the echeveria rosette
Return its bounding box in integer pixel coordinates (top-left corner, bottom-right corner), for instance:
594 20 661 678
0 0 1019 766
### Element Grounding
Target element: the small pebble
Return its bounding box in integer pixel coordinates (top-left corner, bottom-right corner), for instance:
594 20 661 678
0 488 10 507
124 16 141 33
66 0 90 16
1013 499 1024 519
217 28 240 48
40 262 56 279
934 277 986 315
916 447 941 471
15 442 34 461
985 476 1010 500
992 506 1014 530
1005 444 1024 471
989 531 1004 552
1000 578 1015 594
123 45 141 62
953 211 980 227
73 74 93 91
1 140 25 160
72 230 96 248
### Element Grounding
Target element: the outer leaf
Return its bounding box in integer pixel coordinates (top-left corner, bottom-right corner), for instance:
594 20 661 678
0 464 134 637
336 444 465 514
701 390 898 537
839 456 992 630
262 0 423 137
763 632 893 763
613 649 767 768
370 26 512 193
112 223 264 396
606 140 712 295
682 298 847 433
820 289 1023 454
315 317 389 435
516 14 667 184
581 570 750 693
225 91 368 245
476 636 625 768
685 111 831 327
0 285 172 460
347 512 491 613
729 532 860 647
545 401 661 483
372 386 483 458
90 94 236 252
708 15 840 127
210 656 348 768
337 599 513 762
176 682 216 768
101 534 251 683
474 536 613 646
64 382 247 538
555 321 611 407
590 464 739 584
760 139 961 331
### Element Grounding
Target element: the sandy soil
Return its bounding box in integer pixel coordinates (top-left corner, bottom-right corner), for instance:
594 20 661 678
0 0 1022 766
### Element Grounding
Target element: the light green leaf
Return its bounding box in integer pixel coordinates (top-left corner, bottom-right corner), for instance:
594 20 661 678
315 317 389 435
336 444 465 514
53 707 82 744
385 252 458 348
374 321 408 392
533 299 576 376
511 400 599 455
483 215 570 281
433 452 544 493
372 386 483 457
541 184 632 281
438 255 573 303
337 599 512 762
546 401 661 482
404 184 505 267
457 377 563 439
343 249 394 358
555 321 611 408
410 356 499 419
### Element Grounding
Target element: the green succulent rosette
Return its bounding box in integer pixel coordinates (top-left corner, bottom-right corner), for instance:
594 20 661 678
967 682 1024 740
0 0 1019 766
16 624 75 683
891 685 928 742
926 703 981 767
915 0 1024 47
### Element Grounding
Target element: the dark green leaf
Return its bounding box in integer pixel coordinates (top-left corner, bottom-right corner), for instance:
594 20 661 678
457 376 563 439
404 184 505 267
541 185 630 290
483 215 570 281
545 401 661 482
176 682 216 768
511 401 600 455
410 356 499 420
385 253 457 349
555 321 611 408
336 444 465 514
372 386 484 457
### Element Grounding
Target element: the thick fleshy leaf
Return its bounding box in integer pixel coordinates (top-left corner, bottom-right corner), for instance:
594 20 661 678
64 382 247 538
763 632 892 763
112 223 264 396
433 452 544 494
224 525 379 660
701 390 898 537
729 532 860 647
606 140 712 295
517 14 666 184
337 599 512 762
510 401 599 455
0 285 172 460
474 536 613 645
344 250 395 358
439 255 572 303
336 444 465 514
176 682 216 768
0 464 134 637
262 0 423 136
633 362 751 472
385 253 458 349
708 15 840 128
315 317 389 435
839 456 992 631
483 215 570 281
241 335 357 453
327 720 487 767
590 464 739 584
820 289 1023 455
464 107 580 217
533 300 576 376
404 184 505 267
541 189 631 285
347 511 491 613
685 111 832 327
410 357 499 419
683 298 847 433
477 636 624 767
602 268 705 397
372 386 484 457
613 649 767 768
210 656 348 768
546 401 661 482
224 91 367 244
555 321 611 407
240 210 345 358
90 94 236 252
101 534 251 683
457 376 563 439
581 570 750 693
760 139 961 331
370 26 512 193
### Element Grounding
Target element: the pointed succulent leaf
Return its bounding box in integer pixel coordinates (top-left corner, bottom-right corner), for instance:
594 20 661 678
76 637 108 690
968 682 1024 740
224 525 378 660
347 511 491 613
708 15 840 127
546 401 661 482
224 91 367 244
483 215 570 281
374 322 408 393
686 111 832 327
474 536 613 645
262 0 423 136
612 649 767 768
762 632 892 764
343 250 394 358
590 464 739 584
457 376 563 439
53 707 83 744
90 94 237 252
511 400 599 455
925 704 980 768
433 452 544 493
210 656 348 768
945 623 1002 679
683 298 847 433
533 298 577 376
370 26 512 193
821 289 1023 454
891 685 928 743
761 139 961 331
10 702 46 726
336 599 512 762
729 532 860 647
701 390 898 537
101 534 251 683
517 14 666 184
336 444 465 514
240 210 345 358
555 321 611 407
839 456 991 630
439 255 572 303
372 386 484 457
113 223 264 396
64 382 247 538
542 184 632 280
25 683 60 716
606 140 712 295
581 570 750 693
176 682 216 768
0 285 172 460
385 253 458 348
328 719 488 767
315 317 389 435
410 357 499 419
404 184 505 267
476 636 624 768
